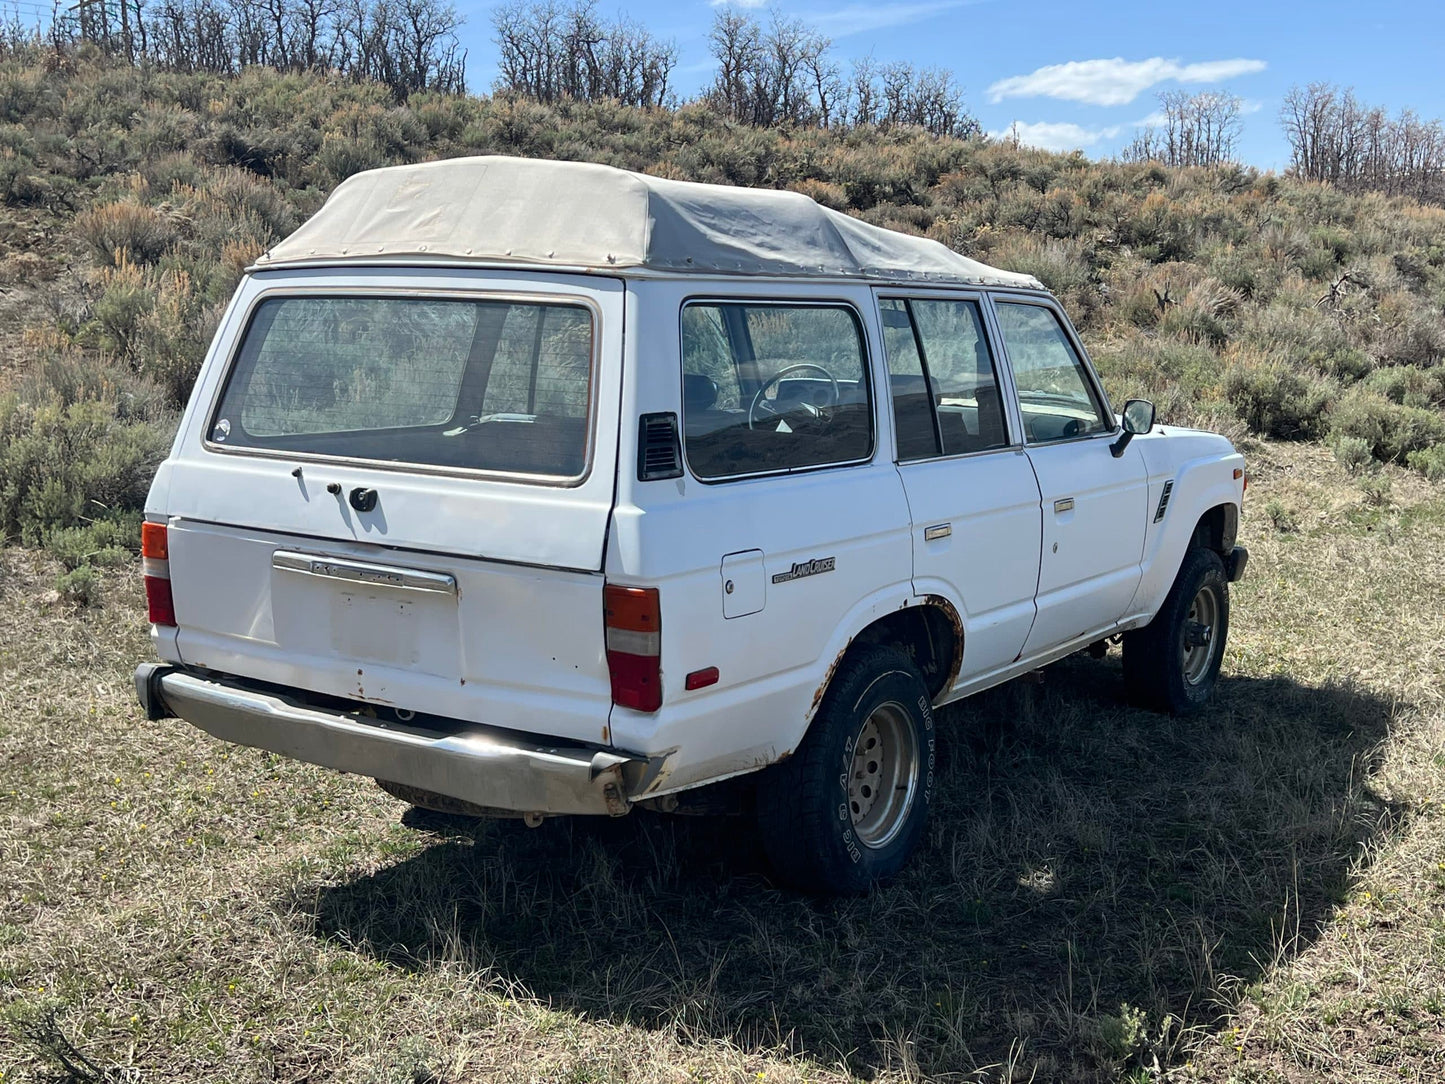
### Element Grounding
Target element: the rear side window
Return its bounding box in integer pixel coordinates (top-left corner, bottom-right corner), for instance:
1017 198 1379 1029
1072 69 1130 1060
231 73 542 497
210 295 594 479
880 297 1009 460
681 301 873 480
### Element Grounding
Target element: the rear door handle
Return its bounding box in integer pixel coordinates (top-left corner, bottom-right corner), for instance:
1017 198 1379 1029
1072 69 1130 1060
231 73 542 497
1053 498 1075 514
923 523 952 541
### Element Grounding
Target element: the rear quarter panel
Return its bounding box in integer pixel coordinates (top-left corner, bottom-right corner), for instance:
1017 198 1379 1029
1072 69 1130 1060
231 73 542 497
607 277 914 795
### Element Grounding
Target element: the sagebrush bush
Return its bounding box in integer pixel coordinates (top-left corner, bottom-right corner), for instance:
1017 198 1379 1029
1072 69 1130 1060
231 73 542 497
1406 444 1445 481
1330 434 1375 475
74 200 177 265
0 353 174 545
1224 363 1334 440
54 563 101 607
1328 389 1445 463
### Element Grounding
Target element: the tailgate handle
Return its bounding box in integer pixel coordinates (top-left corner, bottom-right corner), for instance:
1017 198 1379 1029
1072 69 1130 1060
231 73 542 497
272 551 457 595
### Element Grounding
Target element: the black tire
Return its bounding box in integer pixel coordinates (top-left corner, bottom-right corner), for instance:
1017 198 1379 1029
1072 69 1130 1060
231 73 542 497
757 644 935 894
1122 545 1230 715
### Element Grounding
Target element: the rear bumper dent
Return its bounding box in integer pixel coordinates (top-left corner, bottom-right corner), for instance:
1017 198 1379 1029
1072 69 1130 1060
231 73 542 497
137 665 645 816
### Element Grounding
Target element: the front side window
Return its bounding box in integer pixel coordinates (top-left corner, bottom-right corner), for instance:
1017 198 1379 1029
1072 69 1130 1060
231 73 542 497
994 301 1111 443
211 295 594 479
880 297 1009 460
681 302 873 480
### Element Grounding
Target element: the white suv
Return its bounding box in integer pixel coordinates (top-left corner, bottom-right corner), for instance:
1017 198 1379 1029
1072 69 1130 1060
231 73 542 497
134 156 1248 893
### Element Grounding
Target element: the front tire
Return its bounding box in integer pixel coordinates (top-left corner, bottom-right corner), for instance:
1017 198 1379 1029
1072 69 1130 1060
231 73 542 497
1122 545 1230 714
757 645 935 894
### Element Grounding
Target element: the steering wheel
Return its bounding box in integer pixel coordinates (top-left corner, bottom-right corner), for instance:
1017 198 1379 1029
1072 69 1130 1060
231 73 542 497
747 363 841 430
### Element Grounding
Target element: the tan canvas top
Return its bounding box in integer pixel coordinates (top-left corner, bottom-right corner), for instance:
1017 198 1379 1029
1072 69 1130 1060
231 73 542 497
255 156 1042 288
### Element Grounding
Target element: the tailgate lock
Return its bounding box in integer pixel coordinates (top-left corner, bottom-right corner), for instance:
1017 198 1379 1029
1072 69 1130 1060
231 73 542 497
349 487 379 512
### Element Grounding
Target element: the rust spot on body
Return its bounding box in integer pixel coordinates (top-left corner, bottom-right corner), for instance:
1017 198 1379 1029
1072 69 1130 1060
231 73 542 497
921 593 965 698
811 638 852 713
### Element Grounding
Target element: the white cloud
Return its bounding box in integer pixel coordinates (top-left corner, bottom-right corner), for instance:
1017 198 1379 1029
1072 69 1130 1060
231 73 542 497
810 0 975 39
710 0 769 8
987 56 1267 107
987 120 1122 152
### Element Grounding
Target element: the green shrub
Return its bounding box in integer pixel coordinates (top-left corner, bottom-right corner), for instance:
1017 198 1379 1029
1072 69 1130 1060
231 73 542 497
1363 365 1445 409
0 390 174 544
1224 363 1334 440
1406 444 1445 481
1359 473 1392 507
43 515 141 570
1330 434 1375 475
90 260 156 356
1239 302 1372 381
1263 499 1299 532
1328 389 1445 463
54 563 101 607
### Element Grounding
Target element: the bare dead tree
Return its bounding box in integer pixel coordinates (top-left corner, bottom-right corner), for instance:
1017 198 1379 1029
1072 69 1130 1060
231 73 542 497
1281 83 1445 203
491 0 673 107
1122 90 1242 167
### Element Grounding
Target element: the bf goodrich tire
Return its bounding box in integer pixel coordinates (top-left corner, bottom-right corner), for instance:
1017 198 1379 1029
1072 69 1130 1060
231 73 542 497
1122 546 1230 715
757 645 936 894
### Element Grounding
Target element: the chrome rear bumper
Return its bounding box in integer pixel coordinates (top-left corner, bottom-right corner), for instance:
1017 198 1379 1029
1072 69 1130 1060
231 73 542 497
136 664 646 816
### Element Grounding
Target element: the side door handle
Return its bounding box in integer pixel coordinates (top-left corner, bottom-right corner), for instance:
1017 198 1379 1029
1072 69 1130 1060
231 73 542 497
923 523 952 541
1053 498 1075 514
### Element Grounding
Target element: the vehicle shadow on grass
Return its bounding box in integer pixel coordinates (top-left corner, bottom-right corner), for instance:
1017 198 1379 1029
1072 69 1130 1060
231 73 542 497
300 658 1403 1081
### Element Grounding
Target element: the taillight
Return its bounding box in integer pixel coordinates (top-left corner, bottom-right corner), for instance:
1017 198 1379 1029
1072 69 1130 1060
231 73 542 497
141 521 176 627
604 584 661 712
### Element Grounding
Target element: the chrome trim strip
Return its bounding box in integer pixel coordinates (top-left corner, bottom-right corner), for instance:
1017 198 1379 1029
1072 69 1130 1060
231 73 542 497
272 549 458 595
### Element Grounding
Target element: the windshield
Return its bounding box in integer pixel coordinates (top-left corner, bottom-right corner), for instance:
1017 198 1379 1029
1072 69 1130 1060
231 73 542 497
210 295 595 480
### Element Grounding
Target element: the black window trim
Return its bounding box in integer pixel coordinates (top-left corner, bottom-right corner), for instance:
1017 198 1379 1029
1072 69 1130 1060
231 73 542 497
678 296 878 485
200 286 603 488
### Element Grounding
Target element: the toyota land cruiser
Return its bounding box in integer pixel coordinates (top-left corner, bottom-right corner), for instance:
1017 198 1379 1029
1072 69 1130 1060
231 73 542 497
134 156 1248 893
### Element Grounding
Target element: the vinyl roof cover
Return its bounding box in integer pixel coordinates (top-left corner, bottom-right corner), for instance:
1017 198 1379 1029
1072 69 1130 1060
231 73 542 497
255 155 1042 288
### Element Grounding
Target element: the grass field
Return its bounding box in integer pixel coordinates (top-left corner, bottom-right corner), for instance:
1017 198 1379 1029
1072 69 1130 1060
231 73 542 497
2 439 1443 1083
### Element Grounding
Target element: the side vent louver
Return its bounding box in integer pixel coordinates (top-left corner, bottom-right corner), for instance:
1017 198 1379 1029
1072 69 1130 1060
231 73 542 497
637 412 683 481
1154 480 1174 523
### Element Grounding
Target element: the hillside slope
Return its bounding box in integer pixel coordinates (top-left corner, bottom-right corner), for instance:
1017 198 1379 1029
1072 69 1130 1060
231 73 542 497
2 51 1445 572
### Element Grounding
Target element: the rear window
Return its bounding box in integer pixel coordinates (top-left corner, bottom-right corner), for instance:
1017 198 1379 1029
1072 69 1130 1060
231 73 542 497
681 301 873 480
210 295 594 479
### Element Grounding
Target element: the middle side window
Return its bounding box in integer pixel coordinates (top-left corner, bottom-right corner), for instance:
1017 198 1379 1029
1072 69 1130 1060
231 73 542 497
880 297 1010 461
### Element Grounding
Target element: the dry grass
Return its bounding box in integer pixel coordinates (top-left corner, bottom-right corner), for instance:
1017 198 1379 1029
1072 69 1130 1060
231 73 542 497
1 441 1443 1082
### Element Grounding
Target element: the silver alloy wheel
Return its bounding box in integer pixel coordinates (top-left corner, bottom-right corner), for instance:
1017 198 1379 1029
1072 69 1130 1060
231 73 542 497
848 701 920 849
1181 583 1220 685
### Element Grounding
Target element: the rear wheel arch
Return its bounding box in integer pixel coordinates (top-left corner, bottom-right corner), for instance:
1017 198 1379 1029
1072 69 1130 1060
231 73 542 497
847 597 963 704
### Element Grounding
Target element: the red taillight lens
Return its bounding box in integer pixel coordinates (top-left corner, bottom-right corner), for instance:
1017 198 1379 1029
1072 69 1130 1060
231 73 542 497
604 584 661 712
144 574 177 627
141 521 176 627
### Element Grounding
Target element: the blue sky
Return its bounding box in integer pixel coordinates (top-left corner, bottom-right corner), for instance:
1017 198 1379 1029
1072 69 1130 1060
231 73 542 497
455 0 1445 169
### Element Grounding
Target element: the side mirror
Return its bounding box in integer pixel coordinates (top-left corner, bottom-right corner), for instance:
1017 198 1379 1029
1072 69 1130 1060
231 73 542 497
1111 398 1155 458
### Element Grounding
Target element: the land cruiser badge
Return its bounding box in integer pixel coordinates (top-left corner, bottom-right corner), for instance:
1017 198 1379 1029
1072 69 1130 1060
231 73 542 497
772 557 835 584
